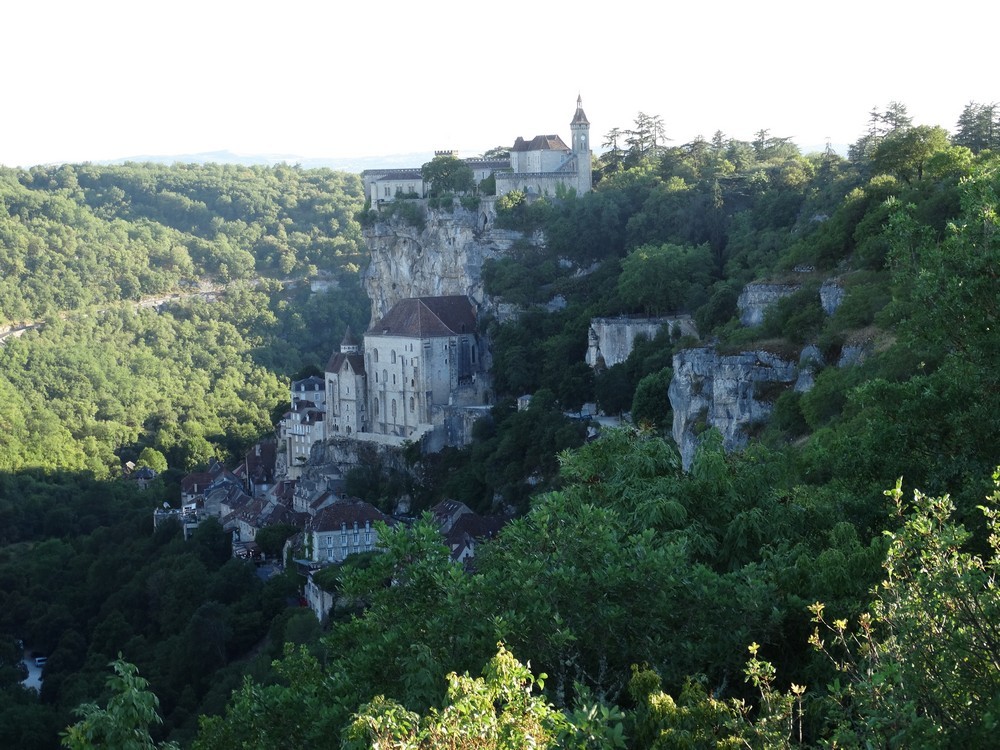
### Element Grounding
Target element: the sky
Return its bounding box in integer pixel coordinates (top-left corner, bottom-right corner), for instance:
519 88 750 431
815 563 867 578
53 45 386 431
2 0 997 169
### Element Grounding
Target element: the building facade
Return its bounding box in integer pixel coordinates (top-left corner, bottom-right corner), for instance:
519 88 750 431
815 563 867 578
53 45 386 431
361 96 592 204
495 95 592 197
363 295 489 439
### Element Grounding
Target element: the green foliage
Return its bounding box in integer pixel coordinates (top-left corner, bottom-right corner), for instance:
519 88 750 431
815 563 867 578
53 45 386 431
420 156 474 196
0 163 365 325
61 658 178 750
872 125 951 184
630 367 673 430
617 243 714 315
343 645 564 750
810 476 1000 747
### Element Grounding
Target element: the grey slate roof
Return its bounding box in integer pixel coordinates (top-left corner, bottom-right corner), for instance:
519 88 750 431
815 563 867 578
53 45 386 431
510 134 570 152
368 296 477 338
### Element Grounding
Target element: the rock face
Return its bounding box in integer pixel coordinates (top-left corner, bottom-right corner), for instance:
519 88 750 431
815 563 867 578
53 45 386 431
737 278 846 327
362 200 533 323
586 316 699 369
669 348 798 470
737 283 800 327
819 280 845 316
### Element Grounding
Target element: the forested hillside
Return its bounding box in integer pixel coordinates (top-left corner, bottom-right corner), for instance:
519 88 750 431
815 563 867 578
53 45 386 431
0 163 370 478
1 100 999 748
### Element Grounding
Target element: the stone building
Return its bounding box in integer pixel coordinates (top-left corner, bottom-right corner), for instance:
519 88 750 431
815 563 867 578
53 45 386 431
363 295 489 439
361 96 592 204
324 328 367 438
321 295 491 449
495 95 592 197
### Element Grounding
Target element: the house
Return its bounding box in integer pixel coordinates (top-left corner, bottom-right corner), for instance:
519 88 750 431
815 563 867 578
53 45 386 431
429 499 509 564
321 296 491 449
240 440 277 496
307 499 393 564
181 471 213 506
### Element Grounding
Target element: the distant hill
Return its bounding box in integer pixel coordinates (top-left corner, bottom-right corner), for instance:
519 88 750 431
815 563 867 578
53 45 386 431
106 150 437 173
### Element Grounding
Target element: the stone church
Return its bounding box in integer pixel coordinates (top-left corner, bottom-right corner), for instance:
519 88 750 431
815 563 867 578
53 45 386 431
323 295 491 447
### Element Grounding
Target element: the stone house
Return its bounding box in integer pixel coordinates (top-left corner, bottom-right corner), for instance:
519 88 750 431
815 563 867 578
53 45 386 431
321 295 491 448
495 96 592 198
307 499 393 564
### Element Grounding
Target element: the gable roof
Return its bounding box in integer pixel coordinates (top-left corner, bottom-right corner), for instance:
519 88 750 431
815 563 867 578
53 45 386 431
326 351 365 375
369 296 476 339
511 134 570 152
309 500 393 532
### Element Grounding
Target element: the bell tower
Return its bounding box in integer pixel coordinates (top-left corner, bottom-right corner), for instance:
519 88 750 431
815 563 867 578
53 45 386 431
570 94 592 193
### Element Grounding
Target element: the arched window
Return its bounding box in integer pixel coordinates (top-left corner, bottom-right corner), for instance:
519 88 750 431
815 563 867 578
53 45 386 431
409 396 415 412
391 399 397 419
383 369 388 384
391 350 396 364
373 349 379 363
373 399 379 416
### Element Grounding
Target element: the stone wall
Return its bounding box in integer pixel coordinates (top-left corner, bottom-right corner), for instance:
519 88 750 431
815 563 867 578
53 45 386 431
736 283 800 327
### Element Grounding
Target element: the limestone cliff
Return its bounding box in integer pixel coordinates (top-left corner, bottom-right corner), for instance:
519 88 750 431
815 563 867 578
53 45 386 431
669 348 798 470
737 283 800 327
586 315 698 369
737 278 845 327
362 201 533 323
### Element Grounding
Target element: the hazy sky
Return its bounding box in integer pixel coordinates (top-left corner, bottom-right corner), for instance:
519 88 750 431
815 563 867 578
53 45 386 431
2 0 996 168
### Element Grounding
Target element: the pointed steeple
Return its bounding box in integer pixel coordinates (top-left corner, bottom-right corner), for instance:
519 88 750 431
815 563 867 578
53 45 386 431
340 327 359 354
570 94 592 194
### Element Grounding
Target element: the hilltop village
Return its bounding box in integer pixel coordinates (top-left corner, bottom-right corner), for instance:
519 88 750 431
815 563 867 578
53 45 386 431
159 98 599 618
155 95 860 623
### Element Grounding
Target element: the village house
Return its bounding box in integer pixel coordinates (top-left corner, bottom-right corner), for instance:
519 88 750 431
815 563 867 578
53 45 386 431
307 499 393 564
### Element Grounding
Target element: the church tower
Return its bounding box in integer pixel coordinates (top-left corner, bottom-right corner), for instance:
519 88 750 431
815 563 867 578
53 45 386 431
570 94 592 194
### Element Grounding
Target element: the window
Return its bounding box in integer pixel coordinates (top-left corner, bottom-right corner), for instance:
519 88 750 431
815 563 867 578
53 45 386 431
383 369 388 384
373 349 378 363
409 396 415 412
391 399 397 419
391 350 396 364
384 186 390 197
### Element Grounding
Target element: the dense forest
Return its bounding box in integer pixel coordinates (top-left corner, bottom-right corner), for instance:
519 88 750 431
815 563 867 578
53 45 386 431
1 99 999 748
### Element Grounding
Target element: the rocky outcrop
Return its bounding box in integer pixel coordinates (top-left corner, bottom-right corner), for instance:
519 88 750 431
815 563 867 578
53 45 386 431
586 316 698 369
737 278 846 328
669 348 799 470
362 200 536 323
737 283 800 326
819 280 845 316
